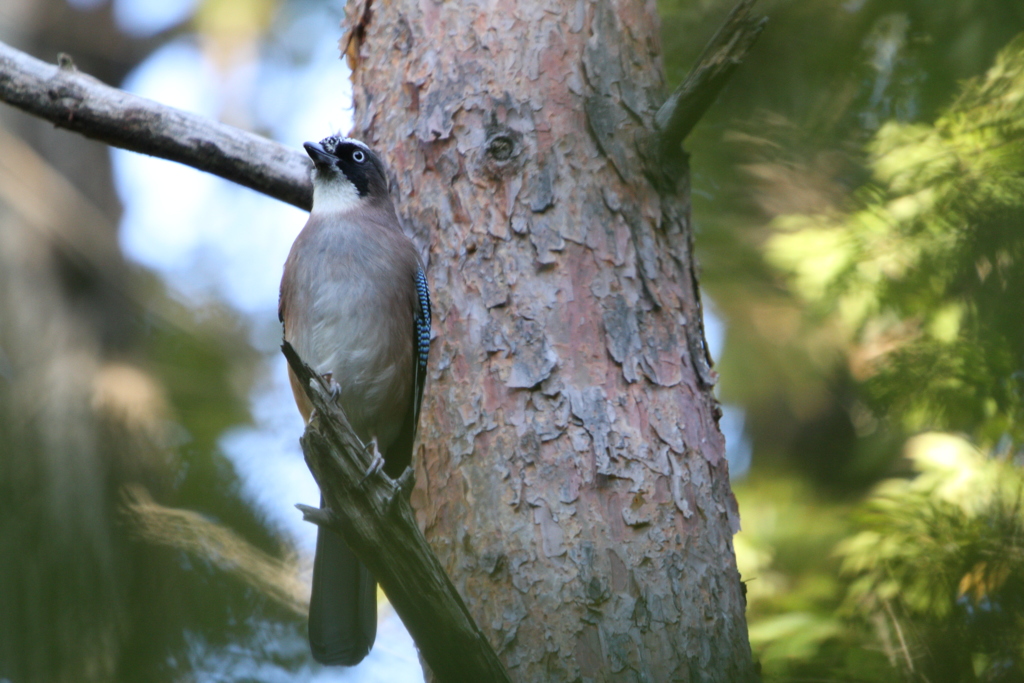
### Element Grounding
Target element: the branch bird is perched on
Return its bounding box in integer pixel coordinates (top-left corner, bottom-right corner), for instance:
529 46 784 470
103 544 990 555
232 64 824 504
279 134 431 666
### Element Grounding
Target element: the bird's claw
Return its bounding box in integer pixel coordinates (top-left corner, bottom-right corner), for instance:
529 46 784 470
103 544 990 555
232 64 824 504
321 372 343 400
384 467 416 513
396 467 415 499
359 442 385 487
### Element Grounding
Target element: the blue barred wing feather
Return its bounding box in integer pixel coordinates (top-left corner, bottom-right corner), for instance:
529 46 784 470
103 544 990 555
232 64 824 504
382 268 430 478
415 268 431 376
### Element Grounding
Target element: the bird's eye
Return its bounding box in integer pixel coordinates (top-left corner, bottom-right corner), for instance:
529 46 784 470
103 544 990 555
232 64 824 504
352 150 366 163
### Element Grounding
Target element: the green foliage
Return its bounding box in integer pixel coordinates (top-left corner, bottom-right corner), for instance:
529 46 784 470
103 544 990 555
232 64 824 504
766 35 1024 446
733 477 870 679
735 437 1024 682
741 33 1024 682
837 434 1024 681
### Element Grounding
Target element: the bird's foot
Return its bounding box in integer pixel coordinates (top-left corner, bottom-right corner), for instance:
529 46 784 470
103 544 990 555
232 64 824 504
321 372 342 401
395 466 415 499
358 441 385 488
385 467 416 513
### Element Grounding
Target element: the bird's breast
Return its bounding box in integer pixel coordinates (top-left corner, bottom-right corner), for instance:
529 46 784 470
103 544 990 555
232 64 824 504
282 225 415 450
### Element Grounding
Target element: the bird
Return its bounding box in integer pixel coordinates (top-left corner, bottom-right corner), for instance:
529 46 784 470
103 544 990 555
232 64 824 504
279 134 431 666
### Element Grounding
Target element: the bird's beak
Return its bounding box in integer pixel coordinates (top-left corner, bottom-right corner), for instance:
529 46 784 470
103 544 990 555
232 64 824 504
304 141 337 167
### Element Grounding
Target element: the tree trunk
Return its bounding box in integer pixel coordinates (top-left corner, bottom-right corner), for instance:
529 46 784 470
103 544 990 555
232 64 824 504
347 0 754 680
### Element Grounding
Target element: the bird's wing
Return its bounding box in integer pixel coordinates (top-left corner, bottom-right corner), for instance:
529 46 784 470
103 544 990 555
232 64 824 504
382 267 431 478
413 267 432 419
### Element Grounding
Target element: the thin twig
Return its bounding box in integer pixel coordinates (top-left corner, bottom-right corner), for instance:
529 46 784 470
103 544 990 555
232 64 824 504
0 40 313 210
882 598 916 674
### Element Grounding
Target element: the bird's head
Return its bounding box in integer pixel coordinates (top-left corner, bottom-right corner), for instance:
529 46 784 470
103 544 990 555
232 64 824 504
304 135 389 214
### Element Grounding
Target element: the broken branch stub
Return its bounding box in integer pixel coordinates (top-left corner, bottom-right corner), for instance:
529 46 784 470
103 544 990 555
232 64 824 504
651 0 767 182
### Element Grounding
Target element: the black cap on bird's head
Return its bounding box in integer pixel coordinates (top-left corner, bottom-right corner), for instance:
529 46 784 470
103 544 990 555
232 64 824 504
304 135 389 203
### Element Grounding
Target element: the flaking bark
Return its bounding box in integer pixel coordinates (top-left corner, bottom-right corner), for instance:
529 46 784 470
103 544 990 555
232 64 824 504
347 0 757 680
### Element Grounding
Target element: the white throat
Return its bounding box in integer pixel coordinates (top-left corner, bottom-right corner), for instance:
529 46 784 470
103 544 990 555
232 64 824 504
311 174 361 215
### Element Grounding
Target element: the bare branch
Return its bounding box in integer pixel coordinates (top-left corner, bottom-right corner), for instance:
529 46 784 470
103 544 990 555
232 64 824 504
655 0 767 152
281 342 514 683
0 40 313 211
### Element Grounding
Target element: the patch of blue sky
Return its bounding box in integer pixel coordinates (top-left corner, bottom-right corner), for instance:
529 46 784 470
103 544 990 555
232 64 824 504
67 0 198 36
115 0 198 37
114 39 307 315
113 39 221 280
703 295 752 479
219 360 315 554
254 9 353 145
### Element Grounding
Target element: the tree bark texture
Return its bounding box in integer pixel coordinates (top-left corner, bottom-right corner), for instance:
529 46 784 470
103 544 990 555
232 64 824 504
347 0 755 680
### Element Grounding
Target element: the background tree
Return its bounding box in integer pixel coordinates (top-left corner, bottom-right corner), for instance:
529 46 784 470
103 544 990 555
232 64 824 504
767 36 1024 681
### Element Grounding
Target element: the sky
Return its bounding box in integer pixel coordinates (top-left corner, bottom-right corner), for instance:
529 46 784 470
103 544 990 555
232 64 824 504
101 0 750 678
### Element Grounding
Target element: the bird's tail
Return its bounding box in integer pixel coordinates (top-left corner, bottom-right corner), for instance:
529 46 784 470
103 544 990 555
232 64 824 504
308 514 377 666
